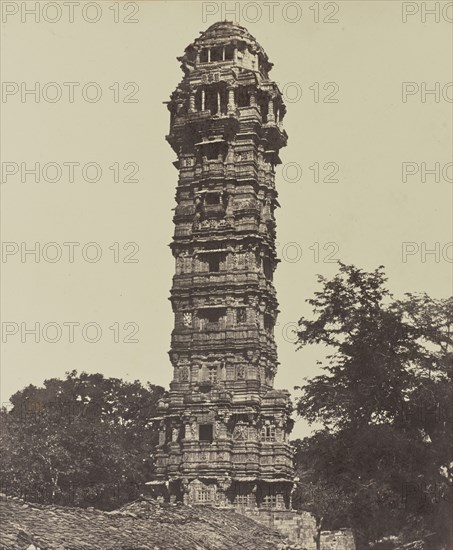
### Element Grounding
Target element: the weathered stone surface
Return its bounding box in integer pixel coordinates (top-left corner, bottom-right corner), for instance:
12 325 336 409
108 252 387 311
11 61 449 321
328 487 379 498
153 18 294 513
321 529 356 550
243 509 318 549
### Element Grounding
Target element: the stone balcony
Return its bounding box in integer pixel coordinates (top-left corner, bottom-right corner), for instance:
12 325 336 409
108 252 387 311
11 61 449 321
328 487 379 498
172 271 265 290
261 121 288 149
156 439 294 477
234 162 259 181
195 160 225 179
171 330 277 357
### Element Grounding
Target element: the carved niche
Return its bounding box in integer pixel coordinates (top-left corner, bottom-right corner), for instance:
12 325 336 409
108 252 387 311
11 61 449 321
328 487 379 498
172 427 179 442
180 366 190 382
236 364 246 380
232 423 248 441
183 312 193 327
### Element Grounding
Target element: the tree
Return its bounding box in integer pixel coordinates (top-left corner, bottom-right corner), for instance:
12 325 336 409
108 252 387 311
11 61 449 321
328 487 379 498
292 436 353 547
0 371 165 510
293 264 452 549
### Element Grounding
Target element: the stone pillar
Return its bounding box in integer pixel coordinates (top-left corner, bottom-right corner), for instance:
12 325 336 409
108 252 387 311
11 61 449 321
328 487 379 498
189 92 195 112
268 97 274 122
217 89 221 114
222 46 226 61
250 90 257 107
227 86 235 113
201 88 206 111
184 424 192 440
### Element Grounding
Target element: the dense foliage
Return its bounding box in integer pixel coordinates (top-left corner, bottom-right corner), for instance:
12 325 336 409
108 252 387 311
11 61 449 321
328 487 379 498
292 264 452 549
0 371 165 510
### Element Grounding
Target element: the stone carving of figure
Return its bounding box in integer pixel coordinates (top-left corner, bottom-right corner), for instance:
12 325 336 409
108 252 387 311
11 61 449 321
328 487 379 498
248 426 258 441
193 210 201 229
250 350 259 364
233 424 247 441
180 366 190 382
218 478 232 491
225 144 234 163
275 416 285 428
248 295 259 308
181 478 189 494
172 427 179 442
190 422 197 440
193 195 203 229
215 420 222 437
232 253 239 269
183 312 192 328
194 195 202 209
176 256 183 274
237 365 246 380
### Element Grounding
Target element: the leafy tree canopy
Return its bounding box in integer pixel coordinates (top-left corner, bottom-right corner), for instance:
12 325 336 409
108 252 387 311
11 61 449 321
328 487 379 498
293 264 452 549
0 371 165 510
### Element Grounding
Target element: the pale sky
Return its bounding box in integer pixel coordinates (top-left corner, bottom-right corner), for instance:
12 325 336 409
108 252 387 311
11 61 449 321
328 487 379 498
1 1 452 438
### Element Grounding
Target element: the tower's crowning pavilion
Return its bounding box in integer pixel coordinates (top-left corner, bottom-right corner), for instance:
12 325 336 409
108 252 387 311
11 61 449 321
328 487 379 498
151 21 295 510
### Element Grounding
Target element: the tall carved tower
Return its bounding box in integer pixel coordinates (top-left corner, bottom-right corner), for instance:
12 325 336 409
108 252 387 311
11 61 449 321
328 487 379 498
151 21 295 510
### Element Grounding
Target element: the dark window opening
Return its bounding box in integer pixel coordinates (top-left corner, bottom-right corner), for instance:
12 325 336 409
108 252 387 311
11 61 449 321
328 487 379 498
237 307 247 324
205 193 221 205
199 424 213 442
211 46 223 62
264 314 274 333
205 87 220 115
260 100 269 123
199 307 226 330
195 89 202 111
205 143 221 160
200 49 209 63
263 258 273 280
207 254 221 272
209 255 220 272
237 87 250 108
225 44 234 60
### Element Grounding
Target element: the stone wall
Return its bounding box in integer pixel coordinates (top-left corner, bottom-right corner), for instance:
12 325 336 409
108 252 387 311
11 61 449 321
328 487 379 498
242 509 356 550
321 529 356 550
242 508 317 549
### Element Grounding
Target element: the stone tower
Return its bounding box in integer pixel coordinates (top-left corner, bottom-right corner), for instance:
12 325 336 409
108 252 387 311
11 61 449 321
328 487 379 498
151 21 295 511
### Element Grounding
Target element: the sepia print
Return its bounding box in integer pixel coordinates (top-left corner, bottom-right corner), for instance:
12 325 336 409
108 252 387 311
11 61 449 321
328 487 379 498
0 2 452 549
